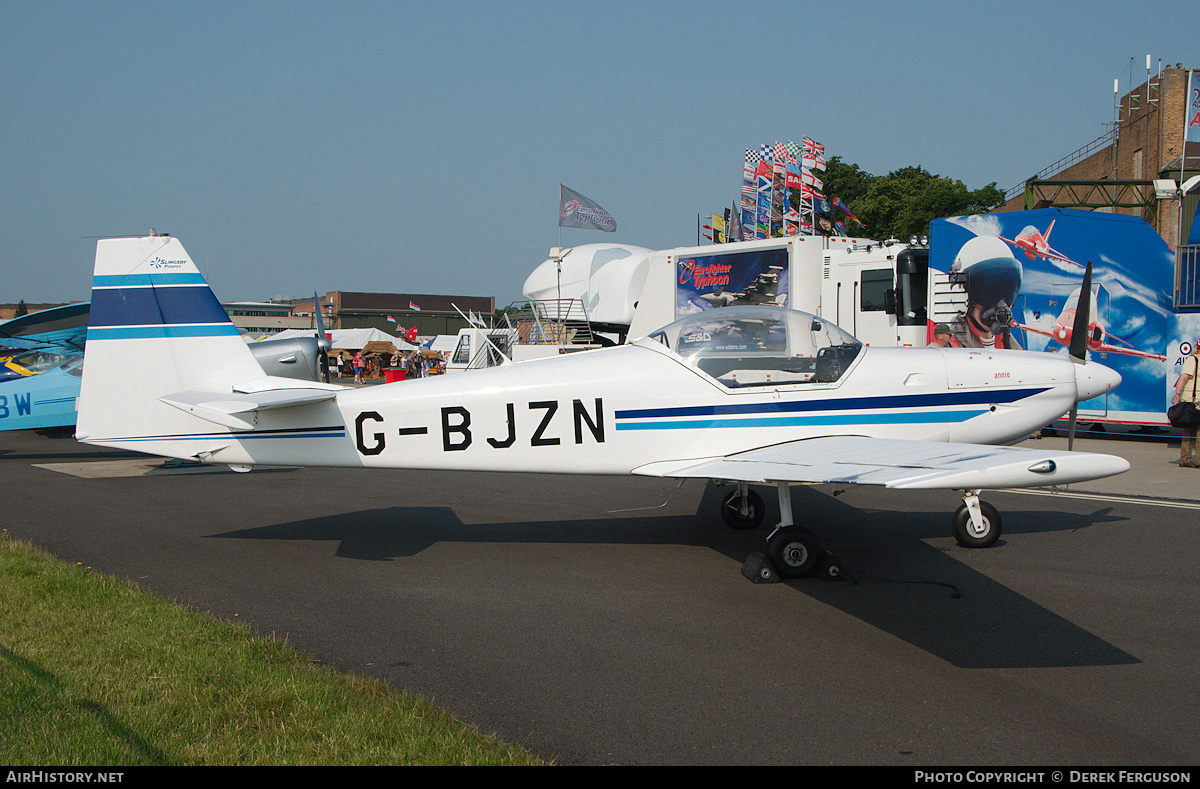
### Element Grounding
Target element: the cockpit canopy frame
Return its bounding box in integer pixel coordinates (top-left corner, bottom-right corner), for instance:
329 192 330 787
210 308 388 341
647 306 863 388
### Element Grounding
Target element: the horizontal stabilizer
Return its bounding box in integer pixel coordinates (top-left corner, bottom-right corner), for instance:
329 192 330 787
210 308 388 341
631 436 1129 490
230 375 345 395
159 379 341 430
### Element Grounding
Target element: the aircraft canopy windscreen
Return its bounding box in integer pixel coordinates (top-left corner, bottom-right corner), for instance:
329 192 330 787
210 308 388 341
648 306 861 388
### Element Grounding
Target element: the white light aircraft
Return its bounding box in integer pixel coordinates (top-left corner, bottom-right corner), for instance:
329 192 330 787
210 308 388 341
75 235 1129 580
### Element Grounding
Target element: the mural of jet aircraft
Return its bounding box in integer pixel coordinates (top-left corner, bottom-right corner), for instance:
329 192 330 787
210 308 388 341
998 221 1082 267
1019 286 1166 361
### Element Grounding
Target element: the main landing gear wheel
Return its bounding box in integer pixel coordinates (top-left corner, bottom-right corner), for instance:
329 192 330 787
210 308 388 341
766 526 823 579
721 489 765 530
951 500 1002 549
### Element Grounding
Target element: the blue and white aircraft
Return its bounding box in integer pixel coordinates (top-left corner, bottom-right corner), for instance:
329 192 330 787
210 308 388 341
0 302 89 432
75 234 1129 579
0 294 332 434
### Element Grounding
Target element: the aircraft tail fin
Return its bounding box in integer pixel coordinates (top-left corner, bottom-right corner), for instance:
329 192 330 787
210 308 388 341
75 234 277 455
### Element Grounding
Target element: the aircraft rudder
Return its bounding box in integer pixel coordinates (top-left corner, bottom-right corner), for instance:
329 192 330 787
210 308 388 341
77 233 263 446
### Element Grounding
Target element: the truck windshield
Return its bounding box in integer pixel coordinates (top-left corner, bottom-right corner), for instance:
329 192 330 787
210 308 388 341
648 306 861 388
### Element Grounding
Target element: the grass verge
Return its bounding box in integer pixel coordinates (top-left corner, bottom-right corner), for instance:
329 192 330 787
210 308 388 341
0 531 545 765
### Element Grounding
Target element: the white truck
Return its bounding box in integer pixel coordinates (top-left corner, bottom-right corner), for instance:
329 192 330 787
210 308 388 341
524 237 932 350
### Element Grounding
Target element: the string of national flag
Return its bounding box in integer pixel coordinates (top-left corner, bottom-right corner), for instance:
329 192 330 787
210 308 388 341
706 137 862 244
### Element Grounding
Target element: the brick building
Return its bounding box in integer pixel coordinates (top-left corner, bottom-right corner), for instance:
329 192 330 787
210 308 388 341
998 64 1199 252
291 291 495 337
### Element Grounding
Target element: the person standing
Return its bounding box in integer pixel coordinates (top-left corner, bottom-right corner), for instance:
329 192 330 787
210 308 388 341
353 350 365 384
1172 339 1200 468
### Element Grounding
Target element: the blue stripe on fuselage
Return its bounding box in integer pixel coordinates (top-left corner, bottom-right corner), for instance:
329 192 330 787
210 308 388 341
616 410 988 430
614 388 1048 421
92 426 347 443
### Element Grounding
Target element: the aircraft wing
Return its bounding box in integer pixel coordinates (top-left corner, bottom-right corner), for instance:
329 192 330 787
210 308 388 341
0 302 90 354
630 436 1129 490
1017 322 1055 340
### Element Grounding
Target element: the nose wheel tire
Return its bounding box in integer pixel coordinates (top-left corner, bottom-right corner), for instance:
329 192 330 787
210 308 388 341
721 489 765 530
951 500 1002 549
766 526 823 579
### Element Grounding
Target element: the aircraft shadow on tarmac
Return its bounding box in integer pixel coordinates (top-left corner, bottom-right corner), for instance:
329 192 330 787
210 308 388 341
208 481 1137 671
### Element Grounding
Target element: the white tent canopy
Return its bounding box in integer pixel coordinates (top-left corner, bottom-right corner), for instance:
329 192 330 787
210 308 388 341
247 327 418 350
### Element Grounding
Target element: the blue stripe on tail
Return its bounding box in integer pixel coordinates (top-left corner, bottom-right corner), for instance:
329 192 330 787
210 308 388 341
89 269 235 339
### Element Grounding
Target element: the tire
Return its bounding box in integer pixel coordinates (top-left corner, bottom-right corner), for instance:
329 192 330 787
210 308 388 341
721 489 765 530
951 501 1002 548
766 526 822 579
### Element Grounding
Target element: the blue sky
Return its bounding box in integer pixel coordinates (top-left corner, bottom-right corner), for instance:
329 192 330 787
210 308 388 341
2 1 1196 308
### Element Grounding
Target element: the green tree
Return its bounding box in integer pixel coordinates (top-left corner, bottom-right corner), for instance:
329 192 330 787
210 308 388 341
817 160 1003 241
15 300 28 317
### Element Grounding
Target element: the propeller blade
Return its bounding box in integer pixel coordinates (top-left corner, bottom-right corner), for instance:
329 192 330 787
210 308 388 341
314 292 331 383
1069 262 1093 363
1067 262 1093 451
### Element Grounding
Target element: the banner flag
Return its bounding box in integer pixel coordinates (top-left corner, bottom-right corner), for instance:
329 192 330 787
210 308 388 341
559 184 617 232
709 213 726 243
832 197 863 226
1188 70 1200 144
729 200 743 242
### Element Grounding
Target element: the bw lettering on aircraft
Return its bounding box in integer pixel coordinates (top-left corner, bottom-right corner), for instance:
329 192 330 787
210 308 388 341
75 234 1128 581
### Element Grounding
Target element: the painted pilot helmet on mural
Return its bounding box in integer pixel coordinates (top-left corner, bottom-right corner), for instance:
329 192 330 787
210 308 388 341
949 236 1023 330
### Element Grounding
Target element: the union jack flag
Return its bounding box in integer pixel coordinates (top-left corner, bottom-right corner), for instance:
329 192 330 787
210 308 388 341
803 136 824 157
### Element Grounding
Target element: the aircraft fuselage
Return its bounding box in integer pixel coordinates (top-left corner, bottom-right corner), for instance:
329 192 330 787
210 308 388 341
158 341 1085 475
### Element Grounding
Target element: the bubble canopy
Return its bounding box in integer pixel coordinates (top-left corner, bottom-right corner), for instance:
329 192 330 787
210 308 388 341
645 306 863 388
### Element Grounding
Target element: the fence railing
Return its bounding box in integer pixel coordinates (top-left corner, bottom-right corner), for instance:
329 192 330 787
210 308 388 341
1003 129 1117 203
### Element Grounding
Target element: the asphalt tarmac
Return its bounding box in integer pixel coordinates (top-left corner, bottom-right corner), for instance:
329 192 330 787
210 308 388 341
3 428 1198 766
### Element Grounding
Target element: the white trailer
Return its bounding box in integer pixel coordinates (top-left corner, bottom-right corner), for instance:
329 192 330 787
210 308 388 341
575 235 934 349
